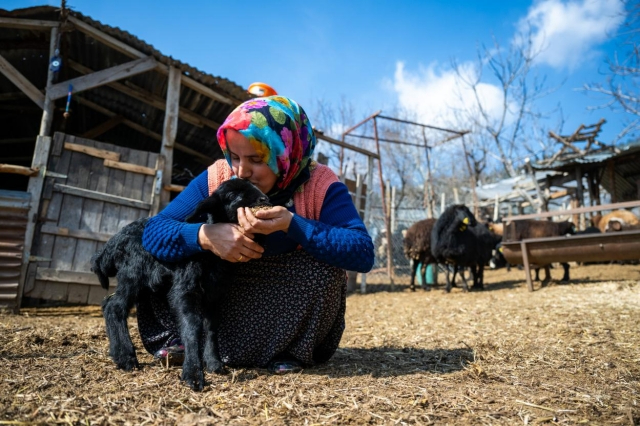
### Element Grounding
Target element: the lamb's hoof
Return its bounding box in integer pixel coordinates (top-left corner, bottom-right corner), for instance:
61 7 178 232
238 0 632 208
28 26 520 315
445 287 452 293
471 286 484 291
181 366 205 391
205 359 227 375
114 354 139 371
421 285 431 292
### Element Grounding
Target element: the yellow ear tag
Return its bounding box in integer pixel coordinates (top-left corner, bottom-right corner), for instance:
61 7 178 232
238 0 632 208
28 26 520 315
463 217 470 224
499 247 504 253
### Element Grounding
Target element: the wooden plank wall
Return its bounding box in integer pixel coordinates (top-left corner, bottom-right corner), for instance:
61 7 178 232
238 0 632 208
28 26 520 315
24 132 158 305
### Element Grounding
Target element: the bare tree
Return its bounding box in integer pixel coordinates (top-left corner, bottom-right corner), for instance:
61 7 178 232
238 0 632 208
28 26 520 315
583 0 640 142
451 30 557 179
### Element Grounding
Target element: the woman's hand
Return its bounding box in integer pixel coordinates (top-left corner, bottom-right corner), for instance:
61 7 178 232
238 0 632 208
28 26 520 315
238 206 294 235
198 223 264 262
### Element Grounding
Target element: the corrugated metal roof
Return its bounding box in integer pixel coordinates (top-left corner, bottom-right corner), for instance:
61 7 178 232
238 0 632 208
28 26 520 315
0 6 253 183
533 140 640 202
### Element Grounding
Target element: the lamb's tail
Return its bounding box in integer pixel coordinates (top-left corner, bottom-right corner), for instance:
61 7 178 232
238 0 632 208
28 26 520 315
90 242 118 290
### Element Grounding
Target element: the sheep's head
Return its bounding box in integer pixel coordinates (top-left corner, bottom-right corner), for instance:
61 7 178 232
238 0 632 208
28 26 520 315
453 205 477 232
185 179 271 224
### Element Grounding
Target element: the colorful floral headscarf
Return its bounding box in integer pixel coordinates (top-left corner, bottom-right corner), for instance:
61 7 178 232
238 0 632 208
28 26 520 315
216 96 316 203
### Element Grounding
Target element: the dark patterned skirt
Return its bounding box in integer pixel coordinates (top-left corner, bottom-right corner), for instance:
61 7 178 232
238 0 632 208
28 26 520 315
136 250 347 368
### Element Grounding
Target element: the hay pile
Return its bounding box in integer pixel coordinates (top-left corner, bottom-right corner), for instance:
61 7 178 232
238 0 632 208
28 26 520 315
1 263 639 425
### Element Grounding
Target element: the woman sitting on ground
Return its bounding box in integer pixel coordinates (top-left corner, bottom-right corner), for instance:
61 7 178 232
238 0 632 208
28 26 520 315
138 96 374 373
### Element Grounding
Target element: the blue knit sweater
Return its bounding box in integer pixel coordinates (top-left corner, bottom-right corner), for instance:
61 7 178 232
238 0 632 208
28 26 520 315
142 171 374 273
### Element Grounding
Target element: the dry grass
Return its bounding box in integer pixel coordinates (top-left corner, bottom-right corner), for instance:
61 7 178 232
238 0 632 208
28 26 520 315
1 263 639 425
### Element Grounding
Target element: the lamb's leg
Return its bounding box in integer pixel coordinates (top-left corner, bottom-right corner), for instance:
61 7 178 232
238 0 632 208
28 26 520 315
169 287 205 391
560 263 570 282
202 312 224 374
458 266 470 292
409 259 418 292
473 264 485 291
420 262 430 291
201 285 225 374
445 264 455 293
101 275 139 370
534 267 541 281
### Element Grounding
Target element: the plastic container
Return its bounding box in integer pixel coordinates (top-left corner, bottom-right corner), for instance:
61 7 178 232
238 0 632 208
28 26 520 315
416 263 438 286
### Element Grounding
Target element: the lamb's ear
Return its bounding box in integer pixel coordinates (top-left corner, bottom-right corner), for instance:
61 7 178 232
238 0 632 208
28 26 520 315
185 193 225 223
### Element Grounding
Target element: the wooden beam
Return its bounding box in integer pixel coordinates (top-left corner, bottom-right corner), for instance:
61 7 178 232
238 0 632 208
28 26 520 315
0 164 39 176
67 59 222 129
0 17 59 30
160 66 181 207
0 53 44 109
0 137 36 145
103 159 155 176
47 56 157 100
36 267 108 286
53 183 152 210
149 155 165 216
39 26 58 136
40 224 114 243
80 115 124 139
16 136 51 312
64 142 120 161
0 91 28 101
164 184 185 193
67 15 237 106
315 131 379 159
68 16 146 60
74 95 215 165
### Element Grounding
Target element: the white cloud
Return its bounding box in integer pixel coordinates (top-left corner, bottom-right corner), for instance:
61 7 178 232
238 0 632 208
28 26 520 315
392 61 505 129
518 0 625 70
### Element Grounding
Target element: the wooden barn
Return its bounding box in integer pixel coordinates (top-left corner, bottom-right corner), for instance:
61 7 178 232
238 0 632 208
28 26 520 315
0 5 253 312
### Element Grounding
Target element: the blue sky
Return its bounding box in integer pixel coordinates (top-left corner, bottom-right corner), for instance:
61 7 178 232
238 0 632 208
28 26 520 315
5 0 632 145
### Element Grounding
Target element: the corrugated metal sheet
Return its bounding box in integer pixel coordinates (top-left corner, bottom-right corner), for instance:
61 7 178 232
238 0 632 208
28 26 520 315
0 6 253 181
0 190 30 311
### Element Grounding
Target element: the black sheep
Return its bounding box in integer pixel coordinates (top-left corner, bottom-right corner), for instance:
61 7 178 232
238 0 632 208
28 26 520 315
403 218 437 291
431 205 499 292
91 179 270 391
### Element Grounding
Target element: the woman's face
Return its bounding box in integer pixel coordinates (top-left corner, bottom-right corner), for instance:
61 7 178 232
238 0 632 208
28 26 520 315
226 129 278 194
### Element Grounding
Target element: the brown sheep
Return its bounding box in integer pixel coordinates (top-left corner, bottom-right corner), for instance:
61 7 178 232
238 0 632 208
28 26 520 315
503 219 575 282
403 218 437 291
591 210 640 233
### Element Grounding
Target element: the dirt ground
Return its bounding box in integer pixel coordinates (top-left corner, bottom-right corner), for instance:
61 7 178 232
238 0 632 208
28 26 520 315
1 263 639 425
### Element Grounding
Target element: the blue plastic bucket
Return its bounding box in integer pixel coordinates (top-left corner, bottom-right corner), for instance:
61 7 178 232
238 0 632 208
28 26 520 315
416 263 437 286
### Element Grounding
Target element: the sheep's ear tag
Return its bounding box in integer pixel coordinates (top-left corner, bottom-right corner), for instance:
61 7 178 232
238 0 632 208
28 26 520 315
499 247 504 253
463 217 470 224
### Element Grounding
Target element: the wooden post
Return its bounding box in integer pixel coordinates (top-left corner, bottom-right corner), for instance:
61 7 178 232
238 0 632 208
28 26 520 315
520 240 534 292
39 26 58 136
440 193 445 215
493 194 500 221
149 155 166 216
453 187 459 204
16 136 52 312
160 67 181 208
607 160 617 203
361 155 374 294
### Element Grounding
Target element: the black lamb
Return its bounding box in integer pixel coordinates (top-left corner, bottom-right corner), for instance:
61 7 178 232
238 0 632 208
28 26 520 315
403 218 437 291
431 204 499 293
91 179 270 391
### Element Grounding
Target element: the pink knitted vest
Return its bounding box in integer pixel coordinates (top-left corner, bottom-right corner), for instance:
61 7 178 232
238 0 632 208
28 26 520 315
206 160 339 221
